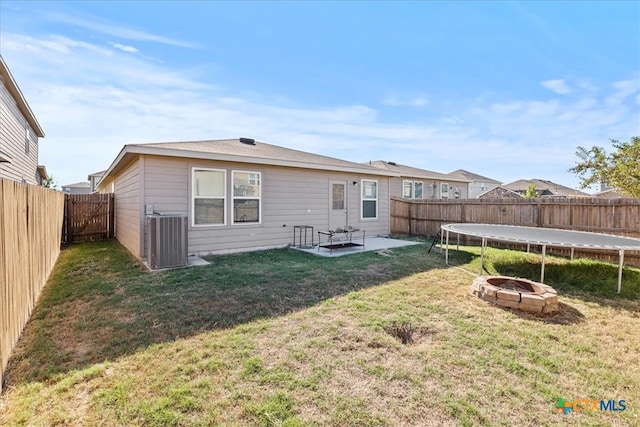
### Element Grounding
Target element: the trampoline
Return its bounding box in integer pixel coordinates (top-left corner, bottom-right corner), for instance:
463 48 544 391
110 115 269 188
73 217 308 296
440 223 640 293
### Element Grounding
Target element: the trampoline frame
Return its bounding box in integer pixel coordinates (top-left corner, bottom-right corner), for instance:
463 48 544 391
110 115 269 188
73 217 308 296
440 223 640 293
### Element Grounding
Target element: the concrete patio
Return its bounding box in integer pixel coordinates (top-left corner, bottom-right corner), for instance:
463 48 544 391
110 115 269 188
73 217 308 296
291 236 423 257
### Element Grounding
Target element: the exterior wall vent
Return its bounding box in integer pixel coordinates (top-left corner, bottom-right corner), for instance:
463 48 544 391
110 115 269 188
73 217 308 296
147 214 188 270
239 137 256 145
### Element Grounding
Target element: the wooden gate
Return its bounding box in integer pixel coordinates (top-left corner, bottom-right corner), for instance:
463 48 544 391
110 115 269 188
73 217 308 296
63 193 114 243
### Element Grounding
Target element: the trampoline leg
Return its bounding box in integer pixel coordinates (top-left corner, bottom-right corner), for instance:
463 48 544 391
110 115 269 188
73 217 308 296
480 237 486 275
445 229 450 265
618 250 624 294
540 245 546 283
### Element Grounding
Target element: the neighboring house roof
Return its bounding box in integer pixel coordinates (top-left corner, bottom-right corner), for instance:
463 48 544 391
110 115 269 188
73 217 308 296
477 185 523 199
0 55 45 138
446 169 501 184
88 169 106 180
593 188 631 198
99 138 400 190
62 182 91 189
368 160 470 183
36 165 49 181
504 179 591 198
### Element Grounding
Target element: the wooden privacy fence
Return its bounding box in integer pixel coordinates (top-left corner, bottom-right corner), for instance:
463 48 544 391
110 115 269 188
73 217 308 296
1 179 64 388
63 193 114 243
391 197 640 265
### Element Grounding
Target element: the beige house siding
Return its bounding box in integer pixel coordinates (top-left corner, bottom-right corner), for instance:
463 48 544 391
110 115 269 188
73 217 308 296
0 77 39 184
134 155 390 258
390 177 469 199
112 158 142 259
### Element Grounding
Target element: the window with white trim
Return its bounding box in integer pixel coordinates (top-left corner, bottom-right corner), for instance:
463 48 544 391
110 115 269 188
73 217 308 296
361 179 378 219
193 168 226 226
403 180 424 199
441 183 449 199
402 180 413 198
233 171 261 223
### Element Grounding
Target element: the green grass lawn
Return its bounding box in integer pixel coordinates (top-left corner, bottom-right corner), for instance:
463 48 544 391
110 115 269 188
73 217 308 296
1 239 639 426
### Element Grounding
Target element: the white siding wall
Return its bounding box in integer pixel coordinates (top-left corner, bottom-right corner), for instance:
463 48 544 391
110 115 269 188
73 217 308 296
0 76 39 184
138 155 391 258
113 159 141 259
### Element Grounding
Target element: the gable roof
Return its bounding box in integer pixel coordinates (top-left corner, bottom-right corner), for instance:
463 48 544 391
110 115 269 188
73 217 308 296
446 169 501 184
504 179 591 197
477 185 523 199
368 160 470 183
99 138 400 189
0 55 44 138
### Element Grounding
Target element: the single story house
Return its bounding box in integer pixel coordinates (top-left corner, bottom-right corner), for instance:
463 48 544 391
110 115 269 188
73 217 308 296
504 179 591 198
367 160 470 199
478 185 523 199
61 181 91 194
446 169 502 198
97 138 399 261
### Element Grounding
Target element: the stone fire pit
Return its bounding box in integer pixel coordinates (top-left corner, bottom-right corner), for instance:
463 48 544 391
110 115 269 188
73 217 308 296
471 276 559 315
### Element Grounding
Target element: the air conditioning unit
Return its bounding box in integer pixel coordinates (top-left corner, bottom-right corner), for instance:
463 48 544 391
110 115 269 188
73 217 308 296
147 214 188 269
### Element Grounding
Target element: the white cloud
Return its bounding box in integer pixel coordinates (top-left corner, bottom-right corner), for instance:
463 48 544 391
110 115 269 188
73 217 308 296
382 95 429 108
111 43 139 53
540 79 571 95
2 32 637 191
45 11 195 48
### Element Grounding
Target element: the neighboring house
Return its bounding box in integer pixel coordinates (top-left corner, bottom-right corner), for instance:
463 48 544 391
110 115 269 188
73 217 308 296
36 165 49 186
504 179 591 198
61 182 91 194
0 55 46 185
478 185 523 199
593 188 631 198
446 169 502 198
88 170 106 193
367 160 470 199
96 138 399 261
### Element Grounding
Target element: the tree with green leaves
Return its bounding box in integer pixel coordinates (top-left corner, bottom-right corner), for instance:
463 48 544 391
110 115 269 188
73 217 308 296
569 137 640 197
523 183 537 199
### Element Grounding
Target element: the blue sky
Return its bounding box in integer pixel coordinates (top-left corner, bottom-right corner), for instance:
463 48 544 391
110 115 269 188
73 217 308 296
1 1 638 191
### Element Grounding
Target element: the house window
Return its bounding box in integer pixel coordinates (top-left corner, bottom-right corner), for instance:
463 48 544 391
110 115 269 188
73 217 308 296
403 180 424 199
233 171 261 223
362 179 377 219
402 180 413 198
441 183 449 199
414 181 423 199
193 168 226 226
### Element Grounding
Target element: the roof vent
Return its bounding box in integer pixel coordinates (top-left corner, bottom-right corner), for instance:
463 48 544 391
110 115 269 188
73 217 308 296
387 161 397 166
239 137 255 145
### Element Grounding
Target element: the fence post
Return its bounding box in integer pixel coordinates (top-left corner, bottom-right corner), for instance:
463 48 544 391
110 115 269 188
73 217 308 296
108 194 115 238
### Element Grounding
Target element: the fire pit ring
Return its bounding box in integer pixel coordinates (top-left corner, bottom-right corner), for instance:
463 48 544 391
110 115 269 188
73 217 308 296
471 276 559 314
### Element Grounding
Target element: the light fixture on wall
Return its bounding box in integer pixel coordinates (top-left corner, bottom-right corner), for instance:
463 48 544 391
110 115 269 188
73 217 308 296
353 181 359 186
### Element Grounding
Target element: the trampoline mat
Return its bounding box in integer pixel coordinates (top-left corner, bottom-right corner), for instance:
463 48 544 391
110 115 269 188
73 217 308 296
441 223 640 250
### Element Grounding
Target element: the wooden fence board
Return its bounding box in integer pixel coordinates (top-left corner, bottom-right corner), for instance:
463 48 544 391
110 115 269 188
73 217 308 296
63 193 114 243
391 197 640 266
1 179 64 388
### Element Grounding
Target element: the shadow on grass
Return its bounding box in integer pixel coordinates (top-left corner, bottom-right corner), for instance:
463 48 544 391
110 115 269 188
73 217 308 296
5 239 457 387
490 302 586 326
492 259 640 310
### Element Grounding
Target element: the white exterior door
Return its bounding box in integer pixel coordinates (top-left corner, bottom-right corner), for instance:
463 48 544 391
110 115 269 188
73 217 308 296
329 180 348 231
